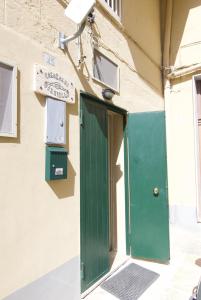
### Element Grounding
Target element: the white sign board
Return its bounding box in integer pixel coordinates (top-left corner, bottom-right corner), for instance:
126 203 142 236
34 64 75 103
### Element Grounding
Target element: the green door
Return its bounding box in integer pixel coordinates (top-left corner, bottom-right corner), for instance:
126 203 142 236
128 111 170 262
80 94 109 293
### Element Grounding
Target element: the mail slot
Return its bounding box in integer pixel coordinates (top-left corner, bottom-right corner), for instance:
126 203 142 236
45 146 68 181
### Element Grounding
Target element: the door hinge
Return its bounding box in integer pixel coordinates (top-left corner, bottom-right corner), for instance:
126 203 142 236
81 262 85 280
80 109 84 127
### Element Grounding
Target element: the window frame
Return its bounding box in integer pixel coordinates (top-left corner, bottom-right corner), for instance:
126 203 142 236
92 47 120 93
192 74 201 222
98 0 122 22
0 59 17 138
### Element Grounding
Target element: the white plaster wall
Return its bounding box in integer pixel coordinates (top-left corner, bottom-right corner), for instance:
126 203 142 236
171 1 201 67
166 1 201 225
113 114 126 256
165 79 196 206
0 27 80 298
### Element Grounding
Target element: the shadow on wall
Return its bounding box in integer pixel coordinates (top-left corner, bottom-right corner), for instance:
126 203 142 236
108 113 124 254
169 0 201 66
64 44 100 99
94 0 163 98
56 0 105 101
58 0 163 101
47 159 76 199
121 0 201 93
56 0 201 101
121 0 163 95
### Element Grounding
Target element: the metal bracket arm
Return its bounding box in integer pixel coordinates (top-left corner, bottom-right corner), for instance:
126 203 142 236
59 21 86 50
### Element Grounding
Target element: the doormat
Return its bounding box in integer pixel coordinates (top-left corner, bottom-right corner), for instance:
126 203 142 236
101 263 159 300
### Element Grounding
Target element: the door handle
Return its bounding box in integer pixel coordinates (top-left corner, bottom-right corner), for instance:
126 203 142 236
153 187 159 196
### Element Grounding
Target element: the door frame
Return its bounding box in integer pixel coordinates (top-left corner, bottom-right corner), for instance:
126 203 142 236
80 92 170 292
80 91 129 292
192 75 201 222
124 120 131 255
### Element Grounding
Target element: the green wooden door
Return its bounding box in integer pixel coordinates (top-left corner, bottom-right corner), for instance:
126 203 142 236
128 111 170 262
80 94 109 293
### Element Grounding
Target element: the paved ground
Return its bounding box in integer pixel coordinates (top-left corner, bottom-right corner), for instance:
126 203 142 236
84 224 201 300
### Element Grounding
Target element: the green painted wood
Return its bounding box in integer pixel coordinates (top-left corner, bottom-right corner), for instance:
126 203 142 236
128 111 170 262
80 91 127 115
80 94 109 293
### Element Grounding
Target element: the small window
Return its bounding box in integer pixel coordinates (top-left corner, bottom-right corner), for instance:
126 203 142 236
0 61 17 137
93 49 119 92
103 0 121 18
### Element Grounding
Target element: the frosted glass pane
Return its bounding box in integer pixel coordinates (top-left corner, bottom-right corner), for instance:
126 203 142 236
93 49 118 91
0 63 14 134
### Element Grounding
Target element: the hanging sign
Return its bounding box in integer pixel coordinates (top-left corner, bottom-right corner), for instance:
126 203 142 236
34 64 75 103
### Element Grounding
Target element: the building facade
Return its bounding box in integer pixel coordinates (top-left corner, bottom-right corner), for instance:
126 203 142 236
164 0 201 226
0 0 194 299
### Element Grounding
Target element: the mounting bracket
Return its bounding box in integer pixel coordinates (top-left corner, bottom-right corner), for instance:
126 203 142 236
58 21 86 50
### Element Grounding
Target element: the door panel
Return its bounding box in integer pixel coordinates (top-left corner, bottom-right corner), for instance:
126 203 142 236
80 95 109 293
128 111 170 262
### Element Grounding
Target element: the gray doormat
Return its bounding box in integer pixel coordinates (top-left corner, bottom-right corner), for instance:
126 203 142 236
101 263 159 300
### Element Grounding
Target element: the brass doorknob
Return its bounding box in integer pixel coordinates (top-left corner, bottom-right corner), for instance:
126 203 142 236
153 187 159 196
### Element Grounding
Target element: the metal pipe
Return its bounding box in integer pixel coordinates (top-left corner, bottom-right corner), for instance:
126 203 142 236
163 0 173 68
167 63 201 79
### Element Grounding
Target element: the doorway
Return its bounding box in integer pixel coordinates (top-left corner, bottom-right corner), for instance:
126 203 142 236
193 76 201 222
108 111 126 267
80 92 170 294
80 93 127 293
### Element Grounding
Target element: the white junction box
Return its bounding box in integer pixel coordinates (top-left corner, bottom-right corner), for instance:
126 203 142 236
45 97 66 145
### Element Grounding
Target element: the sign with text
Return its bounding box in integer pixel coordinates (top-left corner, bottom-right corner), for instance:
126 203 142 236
34 64 75 103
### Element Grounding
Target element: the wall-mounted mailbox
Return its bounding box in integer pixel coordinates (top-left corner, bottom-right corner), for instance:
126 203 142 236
45 146 68 181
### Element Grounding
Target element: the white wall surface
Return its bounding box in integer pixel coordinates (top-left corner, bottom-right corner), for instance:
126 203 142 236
166 1 201 225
